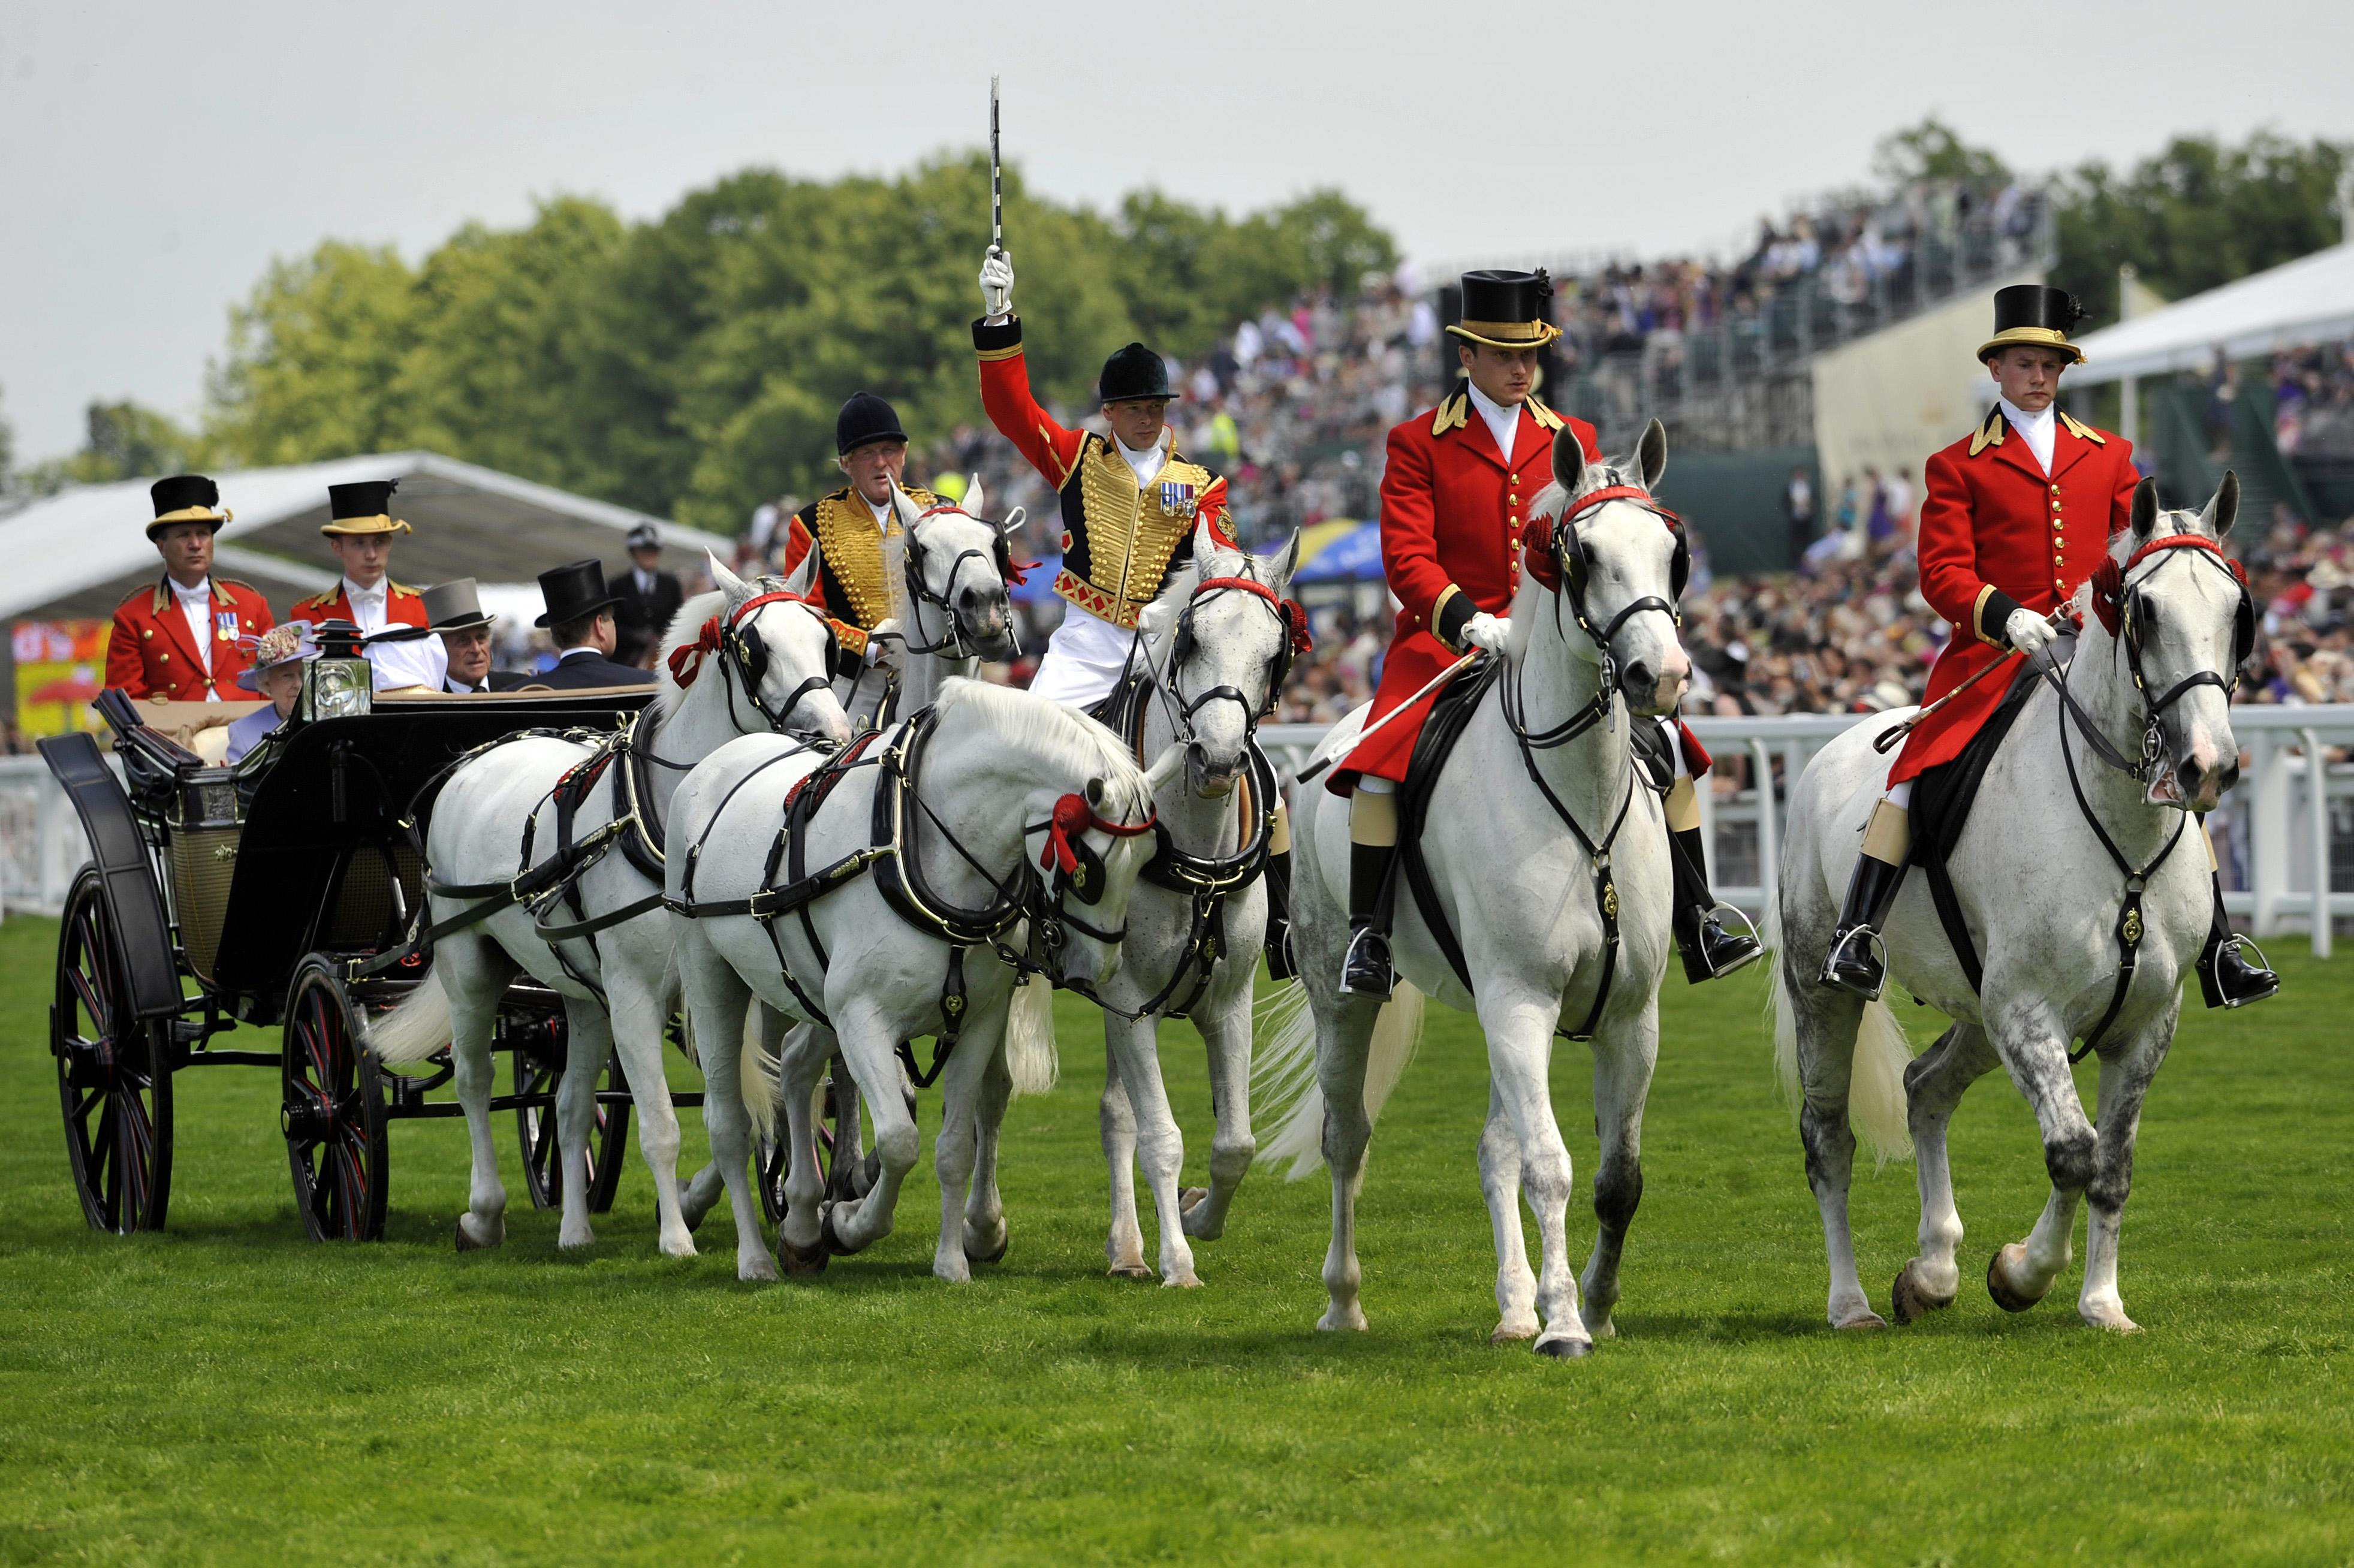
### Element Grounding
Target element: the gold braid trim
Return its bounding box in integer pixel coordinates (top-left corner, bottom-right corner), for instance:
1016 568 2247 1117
1967 406 2007 457
1064 444 1211 628
809 487 935 631
2059 411 2106 445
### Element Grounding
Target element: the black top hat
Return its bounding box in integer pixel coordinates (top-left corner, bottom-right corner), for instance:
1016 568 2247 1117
1099 343 1175 405
1446 270 1563 351
423 578 495 632
322 478 412 536
836 392 908 456
1979 284 2088 364
147 474 230 539
535 559 623 628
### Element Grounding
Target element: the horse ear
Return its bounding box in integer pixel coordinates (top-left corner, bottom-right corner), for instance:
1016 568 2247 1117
1551 424 1589 494
1195 517 1239 577
889 480 924 532
962 472 985 521
708 551 750 602
1636 418 1669 490
1263 528 1302 596
780 544 819 598
2130 477 2161 539
1143 743 1187 797
2205 469 2240 538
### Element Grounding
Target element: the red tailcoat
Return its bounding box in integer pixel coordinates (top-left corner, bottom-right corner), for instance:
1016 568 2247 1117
104 577 276 702
287 580 430 633
1890 407 2141 784
1331 391 1600 791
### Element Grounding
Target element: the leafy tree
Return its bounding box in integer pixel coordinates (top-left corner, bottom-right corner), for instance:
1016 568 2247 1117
207 242 418 465
16 400 208 495
1872 118 2015 188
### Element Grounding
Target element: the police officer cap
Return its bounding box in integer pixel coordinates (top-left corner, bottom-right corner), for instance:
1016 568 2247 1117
836 392 908 456
625 522 660 551
1099 343 1176 405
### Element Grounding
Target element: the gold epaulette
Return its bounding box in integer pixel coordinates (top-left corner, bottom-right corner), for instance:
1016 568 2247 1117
1524 393 1565 432
1430 391 1469 436
390 580 420 598
1967 406 2007 457
119 583 156 611
2059 411 2106 446
215 577 260 599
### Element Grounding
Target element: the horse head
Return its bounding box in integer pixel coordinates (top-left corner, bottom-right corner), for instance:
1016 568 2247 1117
701 552 853 743
890 477 1018 662
1531 417 1694 716
1142 520 1303 799
2094 474 2250 812
1031 740 1186 988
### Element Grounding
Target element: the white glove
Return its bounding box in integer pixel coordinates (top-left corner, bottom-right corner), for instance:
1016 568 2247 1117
979 249 1014 321
1462 613 1512 654
2004 608 2057 658
864 617 902 668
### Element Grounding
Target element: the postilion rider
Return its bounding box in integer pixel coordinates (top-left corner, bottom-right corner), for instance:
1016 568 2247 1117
779 391 942 724
1325 268 1760 1000
106 474 276 703
287 479 445 692
973 246 1306 970
1818 283 2275 1009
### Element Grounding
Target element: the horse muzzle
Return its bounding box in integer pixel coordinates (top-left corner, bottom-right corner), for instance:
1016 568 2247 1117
1187 742 1243 800
959 592 1017 662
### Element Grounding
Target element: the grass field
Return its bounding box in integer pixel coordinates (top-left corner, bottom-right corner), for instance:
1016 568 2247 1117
1 913 2348 1565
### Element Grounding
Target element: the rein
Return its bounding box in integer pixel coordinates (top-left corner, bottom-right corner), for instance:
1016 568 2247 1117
897 502 1029 659
668 589 837 737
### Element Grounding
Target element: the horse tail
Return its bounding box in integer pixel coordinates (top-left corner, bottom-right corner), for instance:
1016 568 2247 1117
740 1005 784 1145
1255 979 1427 1181
1769 962 1913 1169
368 968 452 1065
1005 977 1059 1097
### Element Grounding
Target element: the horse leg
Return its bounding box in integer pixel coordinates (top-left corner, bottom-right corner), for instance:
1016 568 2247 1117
829 1048 873 1202
1107 1011 1199 1288
1481 991 1587 1357
1892 1024 1999 1323
678 934 774 1280
930 1005 1006 1284
1478 1083 1538 1343
962 1034 1012 1265
442 936 512 1252
553 999 611 1248
2078 1025 2171 1333
773 1023 835 1274
1316 994 1381 1332
822 1008 921 1254
1787 954 1883 1329
1987 1012 2095 1313
1580 1004 1660 1341
1099 1031 1150 1278
1181 976 1256 1241
682 1004 788 1231
607 972 693 1258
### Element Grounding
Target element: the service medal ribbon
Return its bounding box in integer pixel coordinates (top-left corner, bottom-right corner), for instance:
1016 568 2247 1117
1161 481 1197 518
216 611 239 641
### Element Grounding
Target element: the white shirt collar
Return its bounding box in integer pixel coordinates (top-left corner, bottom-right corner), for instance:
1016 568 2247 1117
1997 396 2058 474
343 575 386 601
862 493 891 527
1116 432 1169 489
558 646 602 661
168 575 212 604
1464 380 1523 463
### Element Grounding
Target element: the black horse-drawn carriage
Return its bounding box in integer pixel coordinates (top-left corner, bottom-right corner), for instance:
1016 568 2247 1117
39 676 665 1241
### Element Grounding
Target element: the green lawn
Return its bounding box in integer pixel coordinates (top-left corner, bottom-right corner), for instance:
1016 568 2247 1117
1 913 2347 1566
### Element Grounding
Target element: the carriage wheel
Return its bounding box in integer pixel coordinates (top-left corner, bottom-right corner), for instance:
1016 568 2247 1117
281 961 389 1242
515 1039 631 1215
757 1065 856 1223
53 869 173 1234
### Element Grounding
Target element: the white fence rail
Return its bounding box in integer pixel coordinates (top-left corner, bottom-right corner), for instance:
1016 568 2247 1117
1259 704 2354 959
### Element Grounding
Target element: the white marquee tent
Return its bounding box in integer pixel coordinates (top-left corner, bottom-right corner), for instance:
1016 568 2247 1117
2066 242 2354 386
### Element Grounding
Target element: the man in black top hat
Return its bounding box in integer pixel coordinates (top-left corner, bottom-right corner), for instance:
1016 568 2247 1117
611 522 684 668
529 560 656 689
104 474 277 702
423 578 526 692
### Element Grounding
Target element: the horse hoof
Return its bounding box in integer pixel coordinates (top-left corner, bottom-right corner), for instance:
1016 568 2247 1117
819 1204 852 1257
966 1227 1008 1265
1533 1335 1593 1359
453 1216 497 1253
2080 1301 2141 1334
1891 1263 1953 1326
1161 1271 1204 1290
1179 1187 1209 1214
739 1253 779 1283
1987 1245 2045 1313
1107 1262 1155 1281
1316 1304 1369 1332
1490 1320 1539 1344
1833 1310 1889 1331
779 1232 829 1277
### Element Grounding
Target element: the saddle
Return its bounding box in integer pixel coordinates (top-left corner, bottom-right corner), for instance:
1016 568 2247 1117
1902 664 2043 994
1389 655 1505 997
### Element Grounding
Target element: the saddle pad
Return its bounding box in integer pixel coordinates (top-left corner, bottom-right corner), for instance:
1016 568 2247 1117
1906 665 2042 993
1393 656 1507 994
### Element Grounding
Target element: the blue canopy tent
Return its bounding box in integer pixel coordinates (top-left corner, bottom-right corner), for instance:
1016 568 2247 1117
1289 520 1384 583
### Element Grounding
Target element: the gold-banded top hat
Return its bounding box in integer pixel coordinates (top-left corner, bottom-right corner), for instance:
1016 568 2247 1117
1446 269 1563 351
1979 284 2088 365
321 478 414 537
146 474 231 539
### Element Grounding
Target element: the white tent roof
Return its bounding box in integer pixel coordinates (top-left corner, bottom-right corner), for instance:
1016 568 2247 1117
2067 243 2354 385
0 451 733 623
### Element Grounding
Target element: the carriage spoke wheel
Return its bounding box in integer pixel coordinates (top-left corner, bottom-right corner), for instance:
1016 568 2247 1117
53 869 173 1234
516 1032 631 1215
280 962 388 1242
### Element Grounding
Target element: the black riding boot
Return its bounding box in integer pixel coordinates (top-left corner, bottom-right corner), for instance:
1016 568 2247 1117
1819 853 1909 1000
1339 841 1395 1000
1669 825 1762 983
2196 872 2277 1009
1263 849 1297 981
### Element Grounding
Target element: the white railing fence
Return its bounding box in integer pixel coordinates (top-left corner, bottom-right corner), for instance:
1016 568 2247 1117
1259 703 2354 959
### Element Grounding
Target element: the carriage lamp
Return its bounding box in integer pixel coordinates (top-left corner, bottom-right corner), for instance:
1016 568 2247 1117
300 620 373 723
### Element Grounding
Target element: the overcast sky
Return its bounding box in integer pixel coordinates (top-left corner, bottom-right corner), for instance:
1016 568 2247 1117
4 0 2347 461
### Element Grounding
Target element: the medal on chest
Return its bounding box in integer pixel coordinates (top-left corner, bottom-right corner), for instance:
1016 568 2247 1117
1159 480 1198 519
216 610 239 643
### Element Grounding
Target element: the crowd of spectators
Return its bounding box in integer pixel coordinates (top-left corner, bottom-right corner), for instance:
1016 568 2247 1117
2271 340 2354 458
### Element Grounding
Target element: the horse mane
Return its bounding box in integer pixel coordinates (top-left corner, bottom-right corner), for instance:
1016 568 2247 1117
653 586 735 722
1135 553 1204 662
935 677 1151 817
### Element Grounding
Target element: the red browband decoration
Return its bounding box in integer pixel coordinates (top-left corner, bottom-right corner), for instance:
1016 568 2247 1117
915 500 1037 586
666 590 813 688
1038 792 1158 876
2088 533 2244 636
1521 485 1683 593
1194 575 1315 655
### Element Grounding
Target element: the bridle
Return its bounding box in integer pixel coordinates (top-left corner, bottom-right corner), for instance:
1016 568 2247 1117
667 587 839 737
1523 481 1690 717
2072 532 2256 783
1167 573 1312 728
898 502 1027 659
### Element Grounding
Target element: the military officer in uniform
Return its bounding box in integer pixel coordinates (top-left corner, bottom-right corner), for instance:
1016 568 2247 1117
1819 284 2276 1009
1326 269 1758 999
105 475 276 702
288 479 444 690
778 392 937 722
612 522 685 668
528 560 658 689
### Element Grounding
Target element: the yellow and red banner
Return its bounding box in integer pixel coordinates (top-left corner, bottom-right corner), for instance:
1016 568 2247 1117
13 619 110 740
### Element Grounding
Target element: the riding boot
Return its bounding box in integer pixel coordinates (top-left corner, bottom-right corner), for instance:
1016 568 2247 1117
1820 853 1907 1000
1669 825 1762 983
1262 848 1297 981
1340 840 1396 1000
2196 871 2277 1009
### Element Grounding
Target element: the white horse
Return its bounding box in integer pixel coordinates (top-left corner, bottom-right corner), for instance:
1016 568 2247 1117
1015 521 1300 1287
1259 421 1695 1356
670 679 1183 1283
369 554 852 1255
1773 475 2252 1333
